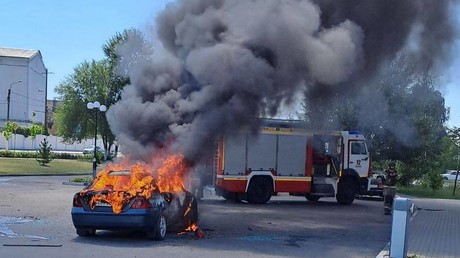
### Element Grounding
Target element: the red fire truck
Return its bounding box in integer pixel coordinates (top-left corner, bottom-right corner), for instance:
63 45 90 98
214 119 371 205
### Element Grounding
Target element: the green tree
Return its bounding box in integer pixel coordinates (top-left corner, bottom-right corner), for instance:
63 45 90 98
447 127 460 193
448 127 460 149
54 29 147 158
438 135 459 171
29 112 43 147
2 122 18 150
55 59 111 139
36 138 53 166
29 123 43 147
303 54 448 183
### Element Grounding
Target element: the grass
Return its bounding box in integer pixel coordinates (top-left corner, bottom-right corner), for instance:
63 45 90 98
398 183 460 200
69 176 93 184
0 157 96 176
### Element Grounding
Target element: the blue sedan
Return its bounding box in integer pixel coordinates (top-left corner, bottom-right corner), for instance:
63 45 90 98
71 171 198 240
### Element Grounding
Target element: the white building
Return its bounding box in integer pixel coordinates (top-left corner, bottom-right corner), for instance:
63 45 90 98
0 47 47 127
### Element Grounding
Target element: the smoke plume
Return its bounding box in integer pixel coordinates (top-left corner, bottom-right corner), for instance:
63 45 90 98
107 0 457 162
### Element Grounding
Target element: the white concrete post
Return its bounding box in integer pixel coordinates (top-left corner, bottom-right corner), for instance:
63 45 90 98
390 197 412 258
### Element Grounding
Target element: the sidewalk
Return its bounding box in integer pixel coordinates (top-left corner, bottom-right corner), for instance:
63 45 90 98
377 198 460 258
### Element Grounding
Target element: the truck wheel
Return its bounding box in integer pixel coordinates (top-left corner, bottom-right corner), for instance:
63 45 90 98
336 178 356 205
247 177 273 204
305 194 320 202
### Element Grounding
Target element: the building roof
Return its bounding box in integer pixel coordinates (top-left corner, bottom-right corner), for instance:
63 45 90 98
0 47 39 59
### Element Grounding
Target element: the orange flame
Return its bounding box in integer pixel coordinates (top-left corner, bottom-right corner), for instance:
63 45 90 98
185 223 199 232
81 154 190 214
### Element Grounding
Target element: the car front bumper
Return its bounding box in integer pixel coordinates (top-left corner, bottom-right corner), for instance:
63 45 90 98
71 208 159 230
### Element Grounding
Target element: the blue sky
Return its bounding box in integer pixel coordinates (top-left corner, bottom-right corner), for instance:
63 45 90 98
0 0 171 96
1 0 459 127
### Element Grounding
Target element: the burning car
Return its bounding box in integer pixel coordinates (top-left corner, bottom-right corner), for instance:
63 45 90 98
71 157 198 240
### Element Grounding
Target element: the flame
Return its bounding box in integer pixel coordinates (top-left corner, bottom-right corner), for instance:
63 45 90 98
185 223 199 232
184 223 205 239
81 154 189 214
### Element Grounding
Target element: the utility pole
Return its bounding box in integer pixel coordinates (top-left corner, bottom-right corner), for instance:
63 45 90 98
7 88 11 121
449 127 460 196
42 69 53 130
454 149 459 196
7 80 22 122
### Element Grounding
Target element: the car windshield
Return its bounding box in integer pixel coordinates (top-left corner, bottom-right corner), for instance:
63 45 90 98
108 170 130 176
88 170 132 190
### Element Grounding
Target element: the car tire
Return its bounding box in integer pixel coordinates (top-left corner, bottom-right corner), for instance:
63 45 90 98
76 228 96 237
147 214 167 240
247 177 273 204
305 194 321 202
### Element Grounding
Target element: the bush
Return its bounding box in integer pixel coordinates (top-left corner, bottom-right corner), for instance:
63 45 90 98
0 151 82 159
0 151 37 158
0 150 15 157
426 171 444 192
82 152 105 164
52 153 78 160
15 127 31 138
96 151 104 164
70 176 92 184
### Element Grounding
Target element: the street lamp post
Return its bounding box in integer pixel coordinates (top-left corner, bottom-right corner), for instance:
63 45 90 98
87 101 107 178
7 80 22 122
453 149 459 196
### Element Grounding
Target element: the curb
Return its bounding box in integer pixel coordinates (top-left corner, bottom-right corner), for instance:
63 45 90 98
62 181 88 186
375 242 390 258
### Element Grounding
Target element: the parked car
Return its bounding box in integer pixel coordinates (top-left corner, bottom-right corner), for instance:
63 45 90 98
441 170 459 181
71 169 198 240
365 170 385 197
82 146 102 154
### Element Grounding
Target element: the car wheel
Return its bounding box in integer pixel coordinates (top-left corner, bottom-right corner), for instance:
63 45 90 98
147 214 167 240
76 228 96 237
247 177 273 204
305 194 321 202
443 177 448 180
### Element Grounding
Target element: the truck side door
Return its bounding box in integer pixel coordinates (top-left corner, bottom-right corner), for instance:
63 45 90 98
348 140 369 177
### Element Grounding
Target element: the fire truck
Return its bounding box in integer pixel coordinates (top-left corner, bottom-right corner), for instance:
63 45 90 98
214 119 371 205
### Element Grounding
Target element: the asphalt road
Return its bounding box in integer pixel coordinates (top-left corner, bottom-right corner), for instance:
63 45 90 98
0 176 391 258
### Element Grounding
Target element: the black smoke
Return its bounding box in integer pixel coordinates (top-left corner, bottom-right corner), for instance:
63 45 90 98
107 0 458 162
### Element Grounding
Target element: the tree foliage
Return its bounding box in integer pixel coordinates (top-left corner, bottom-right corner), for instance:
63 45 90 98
55 59 112 143
2 121 17 142
54 29 147 155
438 135 459 171
303 54 449 183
